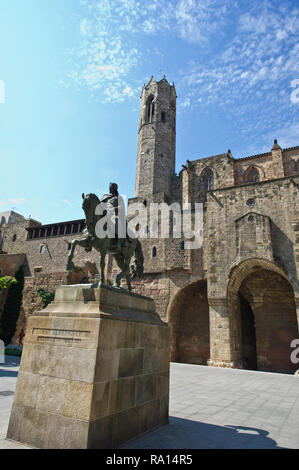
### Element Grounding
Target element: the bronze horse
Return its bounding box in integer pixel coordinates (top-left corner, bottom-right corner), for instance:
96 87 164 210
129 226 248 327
66 193 144 290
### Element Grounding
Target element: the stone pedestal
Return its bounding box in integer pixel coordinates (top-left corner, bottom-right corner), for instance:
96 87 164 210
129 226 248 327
6 285 170 449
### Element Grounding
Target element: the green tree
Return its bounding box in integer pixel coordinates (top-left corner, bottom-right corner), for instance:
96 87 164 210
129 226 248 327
37 288 54 309
0 276 17 292
0 265 25 345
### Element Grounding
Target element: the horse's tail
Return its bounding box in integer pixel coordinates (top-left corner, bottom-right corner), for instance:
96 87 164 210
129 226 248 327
132 239 144 278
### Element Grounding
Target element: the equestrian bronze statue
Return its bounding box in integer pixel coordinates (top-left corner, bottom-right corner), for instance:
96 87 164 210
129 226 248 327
66 183 144 291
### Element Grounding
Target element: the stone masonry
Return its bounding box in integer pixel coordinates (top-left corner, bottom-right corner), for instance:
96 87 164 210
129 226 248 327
1 76 298 373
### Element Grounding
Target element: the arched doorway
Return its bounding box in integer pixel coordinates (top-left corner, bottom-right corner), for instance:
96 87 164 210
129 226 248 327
239 292 257 370
228 260 298 373
168 280 210 365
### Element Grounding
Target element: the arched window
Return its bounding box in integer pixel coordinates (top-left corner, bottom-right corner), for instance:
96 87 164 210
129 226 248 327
152 246 157 258
146 96 155 123
246 167 260 183
201 168 214 201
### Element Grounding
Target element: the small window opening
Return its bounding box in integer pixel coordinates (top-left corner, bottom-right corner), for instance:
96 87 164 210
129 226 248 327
152 246 157 258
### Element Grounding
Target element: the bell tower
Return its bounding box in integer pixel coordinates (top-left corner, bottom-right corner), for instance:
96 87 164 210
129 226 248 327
135 76 176 199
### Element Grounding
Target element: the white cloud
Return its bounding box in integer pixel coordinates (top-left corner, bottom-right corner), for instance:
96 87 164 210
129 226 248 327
66 0 299 153
67 0 235 101
270 122 299 149
0 198 27 206
63 199 71 206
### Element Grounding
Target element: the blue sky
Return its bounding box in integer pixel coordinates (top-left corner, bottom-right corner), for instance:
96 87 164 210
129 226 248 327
0 0 298 224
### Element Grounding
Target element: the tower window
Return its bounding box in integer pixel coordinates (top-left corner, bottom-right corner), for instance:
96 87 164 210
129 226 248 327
181 241 185 250
12 234 17 242
201 168 214 201
146 96 155 123
152 246 157 258
161 112 166 122
40 245 45 254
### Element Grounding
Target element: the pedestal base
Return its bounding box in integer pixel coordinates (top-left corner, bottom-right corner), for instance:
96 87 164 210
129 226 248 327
7 285 170 449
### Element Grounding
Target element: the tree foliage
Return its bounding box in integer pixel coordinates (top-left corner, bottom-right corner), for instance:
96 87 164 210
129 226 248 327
37 288 55 309
0 265 25 345
0 276 17 292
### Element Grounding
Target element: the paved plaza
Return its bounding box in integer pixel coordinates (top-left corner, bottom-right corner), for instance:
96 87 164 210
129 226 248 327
0 358 298 449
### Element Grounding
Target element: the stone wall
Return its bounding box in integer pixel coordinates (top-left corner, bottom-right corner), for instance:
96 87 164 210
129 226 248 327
1 218 101 276
206 175 299 300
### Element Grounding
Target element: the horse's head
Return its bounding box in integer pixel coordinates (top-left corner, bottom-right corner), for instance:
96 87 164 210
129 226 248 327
82 193 100 226
82 193 99 210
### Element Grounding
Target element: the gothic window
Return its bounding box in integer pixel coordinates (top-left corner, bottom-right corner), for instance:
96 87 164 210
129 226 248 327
201 168 214 201
146 96 155 123
181 241 185 250
246 167 260 183
152 246 157 258
161 111 166 122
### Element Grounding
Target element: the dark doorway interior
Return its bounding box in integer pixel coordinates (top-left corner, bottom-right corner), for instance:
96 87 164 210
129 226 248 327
239 293 257 370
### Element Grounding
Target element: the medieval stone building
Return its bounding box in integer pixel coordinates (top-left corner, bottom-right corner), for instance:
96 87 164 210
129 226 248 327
1 76 298 373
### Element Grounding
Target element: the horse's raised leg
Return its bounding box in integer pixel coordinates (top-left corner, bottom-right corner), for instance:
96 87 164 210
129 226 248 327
66 238 91 271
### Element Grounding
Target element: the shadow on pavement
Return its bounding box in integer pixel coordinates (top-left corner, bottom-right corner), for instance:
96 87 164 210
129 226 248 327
0 356 21 368
0 356 21 377
0 369 18 378
121 416 283 449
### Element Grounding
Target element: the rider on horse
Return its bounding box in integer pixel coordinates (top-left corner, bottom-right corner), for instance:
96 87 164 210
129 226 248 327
100 183 126 252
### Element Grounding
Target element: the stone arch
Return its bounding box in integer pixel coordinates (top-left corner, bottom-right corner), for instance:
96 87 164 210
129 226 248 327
243 165 263 183
227 258 298 373
145 95 155 123
167 279 210 365
199 167 214 201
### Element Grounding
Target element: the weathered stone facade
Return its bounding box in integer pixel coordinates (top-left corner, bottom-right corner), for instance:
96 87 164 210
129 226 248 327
1 76 298 373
